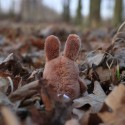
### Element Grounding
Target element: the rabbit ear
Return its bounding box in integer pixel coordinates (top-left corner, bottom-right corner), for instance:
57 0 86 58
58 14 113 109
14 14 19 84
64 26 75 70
45 35 61 61
64 34 81 60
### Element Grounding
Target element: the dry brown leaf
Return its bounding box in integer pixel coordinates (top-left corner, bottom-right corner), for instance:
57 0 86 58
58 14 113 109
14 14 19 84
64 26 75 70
98 112 118 123
95 67 117 83
72 108 86 119
98 109 125 125
73 81 106 113
1 106 21 125
100 118 125 125
105 84 125 111
0 92 14 107
0 77 10 93
98 84 125 125
80 111 102 125
86 51 105 67
65 119 80 125
9 80 39 101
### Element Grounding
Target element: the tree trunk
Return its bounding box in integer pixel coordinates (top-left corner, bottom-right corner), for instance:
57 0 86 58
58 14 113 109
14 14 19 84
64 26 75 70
21 0 41 22
62 0 71 23
76 0 82 25
113 0 123 26
89 0 101 27
0 0 1 14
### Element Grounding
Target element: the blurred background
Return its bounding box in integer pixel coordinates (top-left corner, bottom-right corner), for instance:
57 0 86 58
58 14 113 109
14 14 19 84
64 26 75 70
0 0 124 28
0 0 125 57
0 0 125 90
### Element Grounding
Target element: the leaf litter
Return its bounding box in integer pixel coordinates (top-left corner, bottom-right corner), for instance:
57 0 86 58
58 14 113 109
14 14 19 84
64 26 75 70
0 22 125 125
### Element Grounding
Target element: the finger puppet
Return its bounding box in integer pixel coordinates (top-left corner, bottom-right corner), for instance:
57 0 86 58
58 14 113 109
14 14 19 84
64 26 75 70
43 34 87 101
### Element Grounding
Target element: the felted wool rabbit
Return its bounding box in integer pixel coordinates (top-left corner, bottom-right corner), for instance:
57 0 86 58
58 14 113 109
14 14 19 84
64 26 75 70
43 34 87 100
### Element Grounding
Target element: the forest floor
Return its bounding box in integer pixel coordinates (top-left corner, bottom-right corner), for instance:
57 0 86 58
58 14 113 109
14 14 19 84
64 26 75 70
0 21 125 125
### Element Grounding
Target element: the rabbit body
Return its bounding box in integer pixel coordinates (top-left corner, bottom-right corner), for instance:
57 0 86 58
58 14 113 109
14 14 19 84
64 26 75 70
43 56 80 99
43 34 87 100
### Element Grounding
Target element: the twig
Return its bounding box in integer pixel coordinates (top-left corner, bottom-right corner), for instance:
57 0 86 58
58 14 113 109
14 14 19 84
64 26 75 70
7 77 14 94
112 21 125 44
117 21 125 33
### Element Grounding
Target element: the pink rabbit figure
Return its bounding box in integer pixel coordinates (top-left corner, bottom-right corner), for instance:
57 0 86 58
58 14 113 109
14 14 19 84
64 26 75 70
43 34 87 100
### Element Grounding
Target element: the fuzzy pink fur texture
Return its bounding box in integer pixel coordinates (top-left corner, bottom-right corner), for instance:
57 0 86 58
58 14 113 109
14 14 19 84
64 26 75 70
64 34 81 60
43 34 87 99
45 35 60 61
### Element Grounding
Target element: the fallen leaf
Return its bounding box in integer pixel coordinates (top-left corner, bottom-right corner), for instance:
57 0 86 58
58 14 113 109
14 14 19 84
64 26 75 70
95 66 117 83
1 106 21 125
0 91 14 107
72 108 86 119
9 80 39 102
65 119 80 125
0 77 9 93
105 84 125 111
73 81 106 113
98 84 125 125
86 50 105 67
